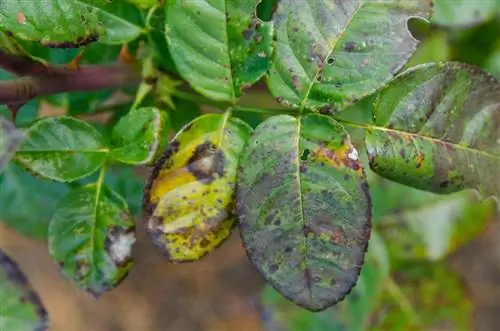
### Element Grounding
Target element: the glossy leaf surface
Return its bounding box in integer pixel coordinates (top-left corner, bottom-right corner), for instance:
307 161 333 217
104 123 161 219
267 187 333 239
165 0 273 102
237 114 371 311
0 0 143 46
365 62 500 202
0 249 48 331
0 164 69 238
111 107 167 165
48 184 136 297
0 117 24 173
267 0 432 112
15 117 108 182
143 112 252 262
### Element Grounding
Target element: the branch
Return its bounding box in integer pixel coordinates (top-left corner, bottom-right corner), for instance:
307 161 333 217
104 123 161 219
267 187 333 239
0 49 51 76
0 64 140 105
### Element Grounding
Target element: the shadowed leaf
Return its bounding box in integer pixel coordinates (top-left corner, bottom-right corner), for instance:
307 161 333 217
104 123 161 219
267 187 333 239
237 113 371 311
365 62 500 204
15 116 108 182
0 249 48 331
143 112 252 262
0 0 144 47
111 107 168 165
165 0 273 102
48 184 136 297
267 0 432 112
0 117 24 173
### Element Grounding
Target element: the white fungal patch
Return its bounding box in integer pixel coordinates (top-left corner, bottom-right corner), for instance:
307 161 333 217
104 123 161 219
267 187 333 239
109 232 135 263
347 148 359 161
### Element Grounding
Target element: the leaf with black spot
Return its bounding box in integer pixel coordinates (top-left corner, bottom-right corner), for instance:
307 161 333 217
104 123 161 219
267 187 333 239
0 117 24 173
0 0 144 47
15 116 108 182
48 184 136 297
237 113 372 311
365 62 500 205
267 0 432 112
143 112 252 262
165 0 273 102
0 249 48 331
110 107 168 165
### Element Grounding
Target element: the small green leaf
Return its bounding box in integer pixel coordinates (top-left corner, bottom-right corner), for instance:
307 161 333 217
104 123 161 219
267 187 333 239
165 0 273 102
0 0 144 47
432 0 499 27
0 249 48 331
377 190 496 262
0 117 24 173
237 113 371 311
365 62 500 203
143 112 252 262
485 44 500 79
15 116 108 182
0 164 69 239
111 107 168 165
267 0 432 112
48 184 136 297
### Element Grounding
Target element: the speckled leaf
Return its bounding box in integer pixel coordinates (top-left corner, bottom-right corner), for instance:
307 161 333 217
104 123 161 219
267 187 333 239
15 116 108 182
432 0 499 27
143 112 252 262
0 249 48 331
267 0 432 112
111 107 168 165
237 114 371 311
48 184 136 297
165 0 273 102
0 0 144 47
365 62 500 203
0 117 24 173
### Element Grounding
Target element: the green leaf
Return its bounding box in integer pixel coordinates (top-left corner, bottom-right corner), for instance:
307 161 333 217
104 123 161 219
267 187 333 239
105 167 145 216
143 112 252 262
371 262 472 330
15 116 108 182
237 113 371 311
431 0 499 27
0 249 48 331
259 232 389 331
165 0 273 102
110 107 168 165
0 163 69 239
377 190 496 262
0 0 144 47
169 99 202 132
267 0 432 112
0 117 24 173
485 44 500 79
48 183 136 297
365 62 500 203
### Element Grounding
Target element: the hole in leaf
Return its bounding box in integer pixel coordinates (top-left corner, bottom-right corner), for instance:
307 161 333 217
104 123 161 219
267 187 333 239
327 57 335 65
407 16 431 41
300 149 310 161
256 0 279 22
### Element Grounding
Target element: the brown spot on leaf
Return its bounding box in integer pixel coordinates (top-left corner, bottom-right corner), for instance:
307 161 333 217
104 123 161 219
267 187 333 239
186 141 225 183
41 33 99 48
344 41 356 52
16 12 26 24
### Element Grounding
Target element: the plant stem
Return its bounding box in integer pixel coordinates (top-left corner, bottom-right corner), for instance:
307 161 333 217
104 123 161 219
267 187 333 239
385 277 420 325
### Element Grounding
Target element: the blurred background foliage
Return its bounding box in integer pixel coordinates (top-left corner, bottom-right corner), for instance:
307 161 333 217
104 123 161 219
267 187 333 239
1 0 500 330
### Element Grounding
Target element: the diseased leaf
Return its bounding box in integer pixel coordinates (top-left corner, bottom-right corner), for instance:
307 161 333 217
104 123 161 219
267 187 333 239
165 0 273 102
0 163 69 239
365 62 500 203
0 0 144 47
267 0 432 112
237 113 371 311
0 249 48 331
371 262 472 330
432 0 499 27
111 107 168 165
0 117 24 173
259 232 389 331
15 116 108 182
143 112 252 262
377 190 496 262
48 184 136 297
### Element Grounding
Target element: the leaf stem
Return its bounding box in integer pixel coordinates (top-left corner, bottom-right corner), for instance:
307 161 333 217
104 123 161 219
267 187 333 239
385 277 420 325
332 117 373 130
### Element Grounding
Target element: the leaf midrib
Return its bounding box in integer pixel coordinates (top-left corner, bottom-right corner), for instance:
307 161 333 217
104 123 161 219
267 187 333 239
299 1 363 110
